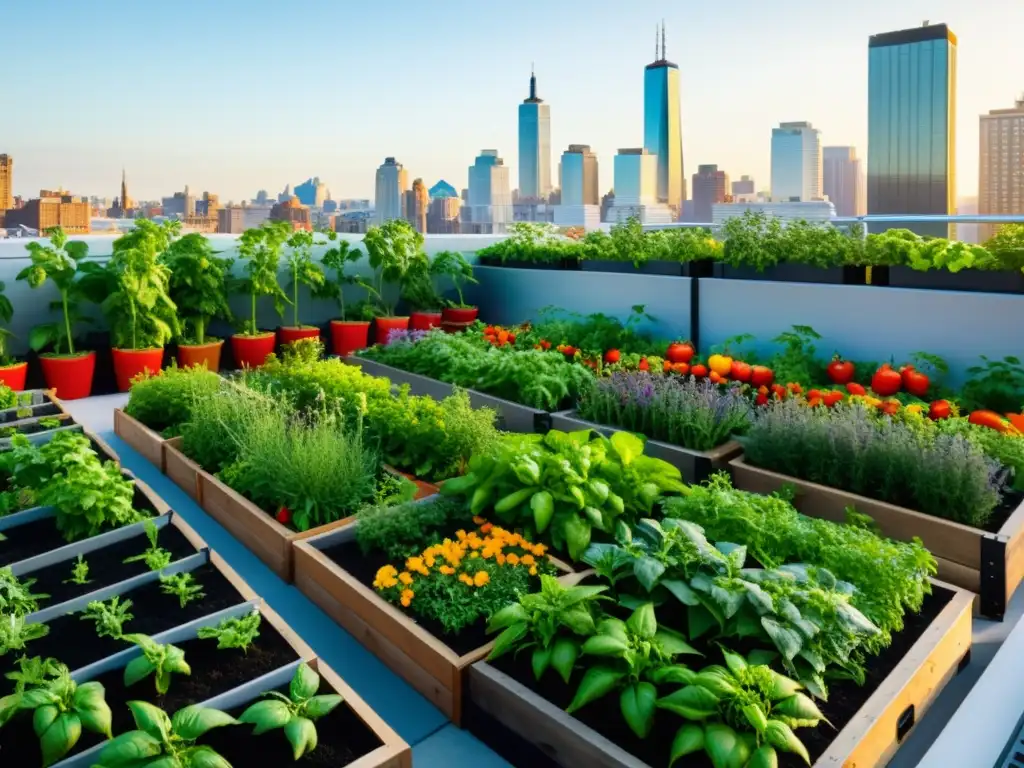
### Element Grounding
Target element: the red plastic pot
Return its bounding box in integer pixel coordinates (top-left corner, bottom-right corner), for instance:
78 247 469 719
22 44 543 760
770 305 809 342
442 306 479 324
374 316 410 345
330 320 370 357
0 362 28 391
112 348 164 392
177 340 223 371
39 352 96 401
409 311 443 331
231 332 276 369
278 326 322 346
441 321 474 335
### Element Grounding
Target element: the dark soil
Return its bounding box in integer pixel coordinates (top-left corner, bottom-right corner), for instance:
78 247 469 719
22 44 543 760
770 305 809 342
26 524 196 607
0 564 242 695
479 586 953 768
985 488 1024 534
202 682 384 767
0 620 298 767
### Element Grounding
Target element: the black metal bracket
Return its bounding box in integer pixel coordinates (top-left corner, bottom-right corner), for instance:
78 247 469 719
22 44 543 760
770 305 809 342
689 273 701 352
980 533 1008 621
534 412 553 434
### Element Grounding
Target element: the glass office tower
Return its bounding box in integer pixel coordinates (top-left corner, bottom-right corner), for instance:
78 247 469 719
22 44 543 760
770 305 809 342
868 23 957 237
517 69 551 201
643 25 684 215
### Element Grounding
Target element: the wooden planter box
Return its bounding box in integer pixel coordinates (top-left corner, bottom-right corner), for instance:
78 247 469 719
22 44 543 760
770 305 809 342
113 407 167 470
550 410 742 484
163 436 202 502
293 519 579 724
466 581 973 768
350 356 553 433
730 457 1024 619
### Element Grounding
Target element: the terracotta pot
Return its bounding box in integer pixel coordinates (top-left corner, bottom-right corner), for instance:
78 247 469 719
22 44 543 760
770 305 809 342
177 340 223 371
374 316 410 345
112 348 164 392
231 333 276 369
39 352 96 400
442 306 479 324
279 326 322 346
0 361 28 391
409 311 443 331
330 320 370 357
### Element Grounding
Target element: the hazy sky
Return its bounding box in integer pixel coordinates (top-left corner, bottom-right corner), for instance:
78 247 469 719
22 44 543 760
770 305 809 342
2 0 1020 203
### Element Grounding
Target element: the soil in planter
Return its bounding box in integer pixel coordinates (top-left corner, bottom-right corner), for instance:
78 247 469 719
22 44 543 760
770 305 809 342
985 488 1024 534
201 683 384 767
487 586 951 768
0 403 61 424
26 524 196 607
2 419 72 437
0 564 243 694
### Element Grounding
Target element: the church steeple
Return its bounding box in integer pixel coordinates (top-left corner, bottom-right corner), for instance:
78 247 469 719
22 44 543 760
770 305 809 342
119 168 131 218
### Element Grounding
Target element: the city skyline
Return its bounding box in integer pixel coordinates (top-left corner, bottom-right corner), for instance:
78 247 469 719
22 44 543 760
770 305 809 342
1 1 1020 203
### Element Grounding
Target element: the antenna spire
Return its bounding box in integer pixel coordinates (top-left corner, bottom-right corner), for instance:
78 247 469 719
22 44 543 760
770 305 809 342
662 19 666 60
655 24 658 60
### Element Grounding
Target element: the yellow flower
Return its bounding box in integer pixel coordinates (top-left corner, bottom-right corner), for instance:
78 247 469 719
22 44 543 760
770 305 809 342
439 565 455 575
401 588 414 602
506 553 520 566
905 404 923 415
399 571 413 586
456 530 467 541
521 554 535 566
474 571 490 587
470 551 479 559
529 566 538 576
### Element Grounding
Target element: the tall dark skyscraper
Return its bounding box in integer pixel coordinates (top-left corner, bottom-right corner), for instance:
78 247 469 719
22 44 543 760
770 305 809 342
643 23 684 215
518 67 551 201
867 23 957 237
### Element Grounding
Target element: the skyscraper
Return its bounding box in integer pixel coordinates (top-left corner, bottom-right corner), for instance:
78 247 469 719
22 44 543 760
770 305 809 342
868 23 957 237
404 178 429 233
823 147 866 217
463 150 512 234
979 95 1024 241
731 175 755 198
643 23 684 215
770 122 822 202
0 155 12 212
374 157 408 224
691 164 730 223
560 145 599 207
295 177 328 208
518 67 551 201
607 148 674 224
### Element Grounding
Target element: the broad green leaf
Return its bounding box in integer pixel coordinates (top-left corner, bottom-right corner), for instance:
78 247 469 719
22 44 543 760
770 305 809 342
656 685 719 719
487 622 528 661
743 703 769 734
761 618 803 661
626 603 657 640
695 667 738 698
123 656 157 689
291 663 320 701
688 604 719 640
748 649 779 667
662 579 700 606
597 618 628 643
239 700 292 735
95 730 163 767
128 700 172 742
773 693 828 726
0 693 20 727
633 556 666 592
34 704 60 738
705 723 739 768
188 746 233 768
532 645 553 680
72 681 106 710
41 712 81 766
748 746 780 768
76 696 113 739
19 689 60 709
172 705 238 740
609 431 645 465
550 638 579 684
304 694 343 720
670 723 705 766
721 648 748 676
769 671 803 700
581 634 630 658
566 666 625 713
487 603 529 633
531 491 554 532
284 715 318 760
563 515 592 561
561 584 608 607
766 719 811 765
649 665 696 686
560 606 596 636
655 629 701 657
619 682 657 738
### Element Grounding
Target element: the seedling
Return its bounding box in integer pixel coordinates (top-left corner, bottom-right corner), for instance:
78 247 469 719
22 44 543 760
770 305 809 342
123 634 191 695
0 426 14 438
15 406 31 419
0 566 48 616
238 662 343 760
197 610 262 653
38 416 62 429
93 701 236 768
81 596 134 640
0 615 48 655
3 656 65 697
0 661 112 766
123 519 173 571
64 554 93 585
160 572 205 608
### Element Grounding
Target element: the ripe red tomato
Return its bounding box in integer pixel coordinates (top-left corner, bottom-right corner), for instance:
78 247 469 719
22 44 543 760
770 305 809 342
823 391 844 408
276 506 291 524
827 357 855 385
690 364 708 378
666 342 695 364
638 357 650 371
672 362 690 375
730 360 752 382
750 366 774 388
871 364 902 397
928 400 951 420
755 392 768 406
846 382 866 395
604 349 621 364
900 366 930 398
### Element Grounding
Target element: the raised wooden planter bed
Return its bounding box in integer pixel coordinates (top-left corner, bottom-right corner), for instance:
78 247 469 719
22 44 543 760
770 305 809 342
113 406 167 469
349 355 552 433
163 435 202 501
730 456 1024 619
293 518 579 724
465 580 973 768
550 410 742 484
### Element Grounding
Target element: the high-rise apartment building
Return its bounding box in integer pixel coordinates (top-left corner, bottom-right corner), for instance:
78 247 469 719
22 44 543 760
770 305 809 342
5 191 90 234
404 178 429 233
691 164 730 223
643 24 684 215
374 157 408 225
868 23 957 237
559 145 599 207
608 148 674 224
269 197 312 231
427 197 461 234
463 150 512 234
823 147 866 217
518 68 552 201
771 122 822 202
979 95 1024 241
731 175 755 197
0 155 12 212
217 207 245 234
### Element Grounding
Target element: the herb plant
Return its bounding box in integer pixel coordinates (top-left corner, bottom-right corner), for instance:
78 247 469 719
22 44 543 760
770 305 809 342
123 634 191 694
64 554 92 585
197 610 262 653
429 250 477 307
0 566 48 615
320 239 381 321
357 495 471 560
82 597 134 640
238 662 343 760
961 355 1024 415
38 416 63 430
0 615 49 656
93 701 236 768
2 656 65 699
234 220 291 335
362 219 429 316
284 229 329 328
0 281 17 366
159 573 205 608
123 362 223 436
123 519 173 571
163 232 234 345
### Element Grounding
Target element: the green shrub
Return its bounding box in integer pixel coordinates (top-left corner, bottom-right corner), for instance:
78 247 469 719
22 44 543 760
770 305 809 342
357 495 471 560
124 364 223 436
179 385 281 474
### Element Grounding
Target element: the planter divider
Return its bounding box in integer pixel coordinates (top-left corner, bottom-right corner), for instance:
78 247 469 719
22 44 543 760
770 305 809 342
0 389 66 416
113 407 167 469
730 456 1024 619
163 435 203 502
550 410 742 484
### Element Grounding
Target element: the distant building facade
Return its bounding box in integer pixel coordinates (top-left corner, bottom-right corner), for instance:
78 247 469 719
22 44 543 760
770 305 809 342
269 197 312 231
5 191 91 234
691 164 730 223
429 180 458 199
427 197 461 234
560 145 599 207
823 146 866 217
607 148 674 224
217 207 245 234
0 155 12 212
979 95 1024 241
375 157 408 224
294 177 328 208
518 69 552 201
463 150 512 234
404 178 429 233
731 175 755 197
771 122 822 202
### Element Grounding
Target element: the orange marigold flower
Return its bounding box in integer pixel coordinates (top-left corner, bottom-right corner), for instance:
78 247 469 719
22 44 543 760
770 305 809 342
495 553 506 565
472 515 486 525
459 573 474 586
399 572 413 585
474 571 490 587
439 565 455 575
480 522 493 534
456 530 467 541
521 554 535 566
506 553 520 566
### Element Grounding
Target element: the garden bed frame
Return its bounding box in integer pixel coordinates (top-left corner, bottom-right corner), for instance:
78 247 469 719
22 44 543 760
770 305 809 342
292 518 580 724
549 410 742 484
113 407 167 469
730 456 1024 619
163 435 202 501
348 355 552 433
466 580 974 768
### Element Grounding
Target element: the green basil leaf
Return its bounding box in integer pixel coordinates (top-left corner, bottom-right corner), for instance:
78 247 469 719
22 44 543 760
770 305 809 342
765 719 811 765
41 712 81 766
559 606 596 636
550 637 580 684
656 685 719 720
487 622 528 661
773 693 828 726
563 515 592 561
486 603 528 633
655 628 701 657
670 723 705 766
240 699 292 735
188 746 233 768
0 693 21 727
128 700 173 742
769 670 803 701
610 431 644 464
649 665 696 686
748 745 780 768
72 681 106 710
661 579 700 606
626 603 657 640
596 618 628 643
284 715 318 760
76 695 113 739
761 618 803 662
742 703 770 734
172 705 238 740
619 682 657 739
33 704 60 738
95 730 163 767
580 634 629 658
19 689 59 709
633 557 666 592
695 667 738 697
290 663 320 701
532 645 553 680
530 491 554 533
705 723 739 768
123 656 157 689
303 694 343 720
565 666 625 714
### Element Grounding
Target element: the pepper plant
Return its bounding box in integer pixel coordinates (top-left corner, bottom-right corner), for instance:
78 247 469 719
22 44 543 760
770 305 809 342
363 219 429 316
321 239 380 320
123 634 191 695
163 232 234 345
234 220 291 335
238 662 343 760
284 229 329 328
429 250 477 308
93 701 236 768
17 226 93 356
